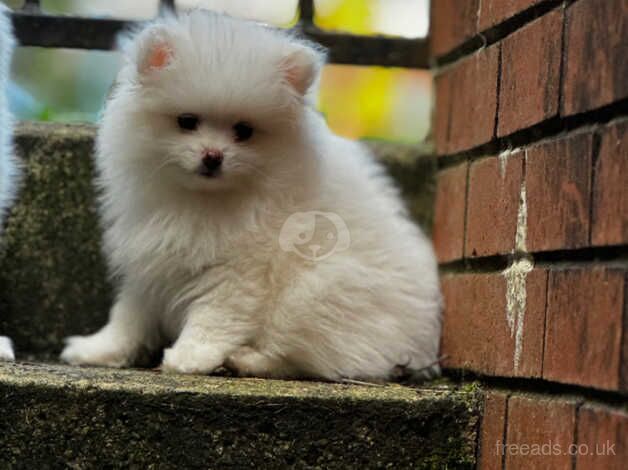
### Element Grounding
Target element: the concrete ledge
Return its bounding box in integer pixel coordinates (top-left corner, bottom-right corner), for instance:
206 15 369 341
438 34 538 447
0 361 480 468
0 123 112 356
0 122 436 356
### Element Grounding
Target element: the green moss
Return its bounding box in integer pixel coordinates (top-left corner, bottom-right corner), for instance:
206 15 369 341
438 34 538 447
0 362 480 468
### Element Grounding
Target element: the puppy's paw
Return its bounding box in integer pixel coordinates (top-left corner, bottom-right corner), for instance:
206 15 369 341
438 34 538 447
0 336 15 362
60 331 136 368
392 361 441 383
224 346 271 377
161 343 224 374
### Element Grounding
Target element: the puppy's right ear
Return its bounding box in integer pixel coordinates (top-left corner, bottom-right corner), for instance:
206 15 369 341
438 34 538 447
120 25 175 76
279 41 326 97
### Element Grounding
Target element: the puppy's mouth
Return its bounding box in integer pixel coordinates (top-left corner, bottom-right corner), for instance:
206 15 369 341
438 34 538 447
196 166 222 178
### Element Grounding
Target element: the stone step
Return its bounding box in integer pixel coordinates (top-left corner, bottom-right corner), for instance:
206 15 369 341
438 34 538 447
0 122 436 356
0 361 480 468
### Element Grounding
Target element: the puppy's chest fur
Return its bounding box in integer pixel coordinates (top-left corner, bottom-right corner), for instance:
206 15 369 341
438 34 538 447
120 215 300 341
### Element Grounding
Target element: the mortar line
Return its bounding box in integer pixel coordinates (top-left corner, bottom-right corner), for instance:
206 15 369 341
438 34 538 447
540 268 551 378
493 43 503 139
445 74 455 154
461 159 471 259
621 275 628 390
435 0 563 68
588 131 602 245
445 371 628 406
436 99 628 167
500 394 509 470
558 0 569 116
572 401 583 470
439 245 628 274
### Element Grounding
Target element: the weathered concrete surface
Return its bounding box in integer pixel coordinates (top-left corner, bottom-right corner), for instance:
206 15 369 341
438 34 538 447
0 123 112 356
0 123 436 356
0 361 480 469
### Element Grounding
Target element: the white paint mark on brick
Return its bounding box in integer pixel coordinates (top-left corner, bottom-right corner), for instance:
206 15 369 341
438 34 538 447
503 257 534 373
497 147 522 179
498 150 509 178
515 152 528 252
503 148 532 373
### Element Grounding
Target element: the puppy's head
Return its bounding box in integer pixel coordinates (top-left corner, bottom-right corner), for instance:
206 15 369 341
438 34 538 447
106 11 325 193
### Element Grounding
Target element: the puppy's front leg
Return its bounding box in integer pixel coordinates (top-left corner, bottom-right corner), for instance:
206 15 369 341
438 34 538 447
60 290 157 367
0 336 14 361
161 303 250 374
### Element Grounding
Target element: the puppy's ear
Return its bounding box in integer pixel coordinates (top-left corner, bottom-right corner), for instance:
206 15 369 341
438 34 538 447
120 25 175 75
280 41 326 96
142 41 173 72
137 28 174 75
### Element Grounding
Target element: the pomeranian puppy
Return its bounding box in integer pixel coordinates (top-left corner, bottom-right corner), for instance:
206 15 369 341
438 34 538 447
0 4 17 362
61 10 442 381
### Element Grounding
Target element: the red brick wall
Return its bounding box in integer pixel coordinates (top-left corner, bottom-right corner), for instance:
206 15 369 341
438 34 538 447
430 0 627 467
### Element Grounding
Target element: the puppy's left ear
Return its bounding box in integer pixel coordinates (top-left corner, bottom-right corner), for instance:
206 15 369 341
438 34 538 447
280 41 326 97
136 27 175 75
119 24 175 76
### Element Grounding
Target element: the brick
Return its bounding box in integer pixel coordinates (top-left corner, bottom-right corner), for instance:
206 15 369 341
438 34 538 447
441 273 506 374
562 0 628 116
433 164 467 263
433 72 452 157
623 275 628 391
465 152 523 257
592 120 628 246
576 404 628 470
479 0 545 31
436 45 500 154
440 268 546 377
430 0 479 57
526 132 592 252
543 268 625 391
518 268 548 376
505 396 576 470
497 9 563 136
478 392 508 470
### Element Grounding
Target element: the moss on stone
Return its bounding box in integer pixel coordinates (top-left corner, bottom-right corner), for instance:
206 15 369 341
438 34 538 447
0 362 480 468
0 122 112 355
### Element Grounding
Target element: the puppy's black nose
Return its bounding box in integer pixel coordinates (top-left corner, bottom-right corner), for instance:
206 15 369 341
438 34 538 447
200 150 223 176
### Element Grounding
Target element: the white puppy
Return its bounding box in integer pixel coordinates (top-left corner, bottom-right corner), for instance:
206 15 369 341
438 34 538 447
0 4 16 362
61 10 442 381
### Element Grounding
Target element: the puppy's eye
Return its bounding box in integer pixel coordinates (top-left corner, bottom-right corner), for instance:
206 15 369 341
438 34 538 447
177 114 199 131
233 121 254 142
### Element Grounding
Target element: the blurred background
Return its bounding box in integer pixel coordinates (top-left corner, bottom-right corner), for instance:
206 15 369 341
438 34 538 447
2 0 431 143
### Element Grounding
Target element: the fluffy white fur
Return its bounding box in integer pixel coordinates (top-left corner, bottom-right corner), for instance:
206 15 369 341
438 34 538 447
0 336 14 362
0 4 17 362
60 10 442 381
